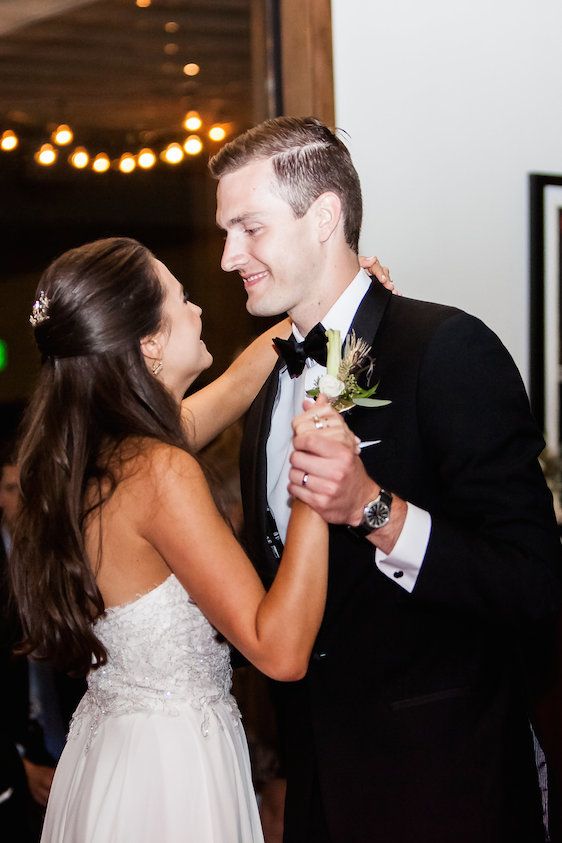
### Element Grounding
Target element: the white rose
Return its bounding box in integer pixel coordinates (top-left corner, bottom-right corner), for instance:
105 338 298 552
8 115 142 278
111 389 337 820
318 374 345 399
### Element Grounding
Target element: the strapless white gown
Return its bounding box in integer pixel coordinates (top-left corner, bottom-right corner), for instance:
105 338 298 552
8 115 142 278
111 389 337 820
41 574 264 842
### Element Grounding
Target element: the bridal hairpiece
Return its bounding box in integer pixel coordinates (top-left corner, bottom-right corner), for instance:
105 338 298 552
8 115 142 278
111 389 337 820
29 291 50 327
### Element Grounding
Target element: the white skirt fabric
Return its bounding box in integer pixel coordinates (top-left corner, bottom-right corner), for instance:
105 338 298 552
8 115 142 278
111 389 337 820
41 702 264 843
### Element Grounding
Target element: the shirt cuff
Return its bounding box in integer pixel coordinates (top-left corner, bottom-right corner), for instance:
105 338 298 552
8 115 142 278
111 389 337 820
375 502 431 592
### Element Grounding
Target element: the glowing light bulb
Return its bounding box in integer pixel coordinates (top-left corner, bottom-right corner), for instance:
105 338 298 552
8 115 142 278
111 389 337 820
165 22 179 33
137 148 157 169
119 153 136 173
0 129 18 151
34 143 57 166
183 63 200 77
69 146 89 169
92 153 110 173
208 126 226 142
162 142 184 165
183 111 202 132
183 135 203 156
136 0 151 7
52 124 73 145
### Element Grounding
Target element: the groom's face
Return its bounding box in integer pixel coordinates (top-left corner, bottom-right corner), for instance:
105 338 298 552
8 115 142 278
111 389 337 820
216 158 320 320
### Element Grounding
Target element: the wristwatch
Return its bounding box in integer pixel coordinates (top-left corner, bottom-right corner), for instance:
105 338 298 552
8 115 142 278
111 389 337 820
348 489 392 539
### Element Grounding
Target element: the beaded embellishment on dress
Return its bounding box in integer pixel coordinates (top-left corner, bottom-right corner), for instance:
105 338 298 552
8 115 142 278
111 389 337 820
69 574 240 752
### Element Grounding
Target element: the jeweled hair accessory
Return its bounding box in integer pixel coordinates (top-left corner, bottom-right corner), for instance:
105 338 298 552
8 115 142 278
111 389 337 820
29 291 50 327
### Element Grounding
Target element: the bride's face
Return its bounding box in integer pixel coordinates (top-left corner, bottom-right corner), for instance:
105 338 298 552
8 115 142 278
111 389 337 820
143 259 213 399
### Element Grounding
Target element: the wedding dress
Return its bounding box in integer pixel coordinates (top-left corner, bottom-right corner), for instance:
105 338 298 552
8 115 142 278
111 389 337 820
41 574 264 842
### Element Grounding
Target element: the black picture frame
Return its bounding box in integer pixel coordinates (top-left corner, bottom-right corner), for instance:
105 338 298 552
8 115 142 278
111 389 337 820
529 173 562 450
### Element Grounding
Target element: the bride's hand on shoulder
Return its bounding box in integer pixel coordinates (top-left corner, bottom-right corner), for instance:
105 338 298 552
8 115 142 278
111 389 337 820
359 255 401 295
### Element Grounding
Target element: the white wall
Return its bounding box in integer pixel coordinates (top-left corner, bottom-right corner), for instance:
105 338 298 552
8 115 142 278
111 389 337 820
331 0 562 382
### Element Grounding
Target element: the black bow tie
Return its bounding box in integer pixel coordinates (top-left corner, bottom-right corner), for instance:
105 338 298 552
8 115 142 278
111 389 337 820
273 323 328 378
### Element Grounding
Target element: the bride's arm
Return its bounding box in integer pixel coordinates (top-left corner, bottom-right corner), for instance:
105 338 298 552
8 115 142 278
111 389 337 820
181 317 291 451
141 398 354 680
142 451 327 680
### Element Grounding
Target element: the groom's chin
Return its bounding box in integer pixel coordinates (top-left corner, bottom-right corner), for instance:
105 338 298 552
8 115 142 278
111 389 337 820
245 297 278 319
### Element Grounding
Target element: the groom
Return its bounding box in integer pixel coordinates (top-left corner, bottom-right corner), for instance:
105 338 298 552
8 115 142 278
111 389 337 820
210 117 561 842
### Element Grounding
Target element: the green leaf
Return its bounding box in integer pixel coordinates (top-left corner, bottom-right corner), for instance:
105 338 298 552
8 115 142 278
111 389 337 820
352 398 391 408
306 388 320 398
354 383 379 399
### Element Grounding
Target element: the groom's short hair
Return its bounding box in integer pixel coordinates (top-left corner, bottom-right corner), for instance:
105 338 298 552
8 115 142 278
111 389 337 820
208 116 363 254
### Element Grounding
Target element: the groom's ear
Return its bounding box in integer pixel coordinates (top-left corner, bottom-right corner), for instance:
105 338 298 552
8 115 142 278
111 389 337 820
313 192 343 244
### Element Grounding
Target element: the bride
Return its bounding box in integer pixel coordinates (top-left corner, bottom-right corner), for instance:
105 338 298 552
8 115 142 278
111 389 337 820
10 236 359 842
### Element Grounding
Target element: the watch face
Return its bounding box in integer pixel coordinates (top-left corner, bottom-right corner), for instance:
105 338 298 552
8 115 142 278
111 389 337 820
365 501 390 529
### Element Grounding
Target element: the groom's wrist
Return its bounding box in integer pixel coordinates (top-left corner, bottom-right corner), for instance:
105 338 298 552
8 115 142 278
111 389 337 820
366 496 408 554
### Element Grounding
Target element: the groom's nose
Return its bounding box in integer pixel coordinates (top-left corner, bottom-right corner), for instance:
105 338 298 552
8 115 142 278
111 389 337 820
221 233 247 273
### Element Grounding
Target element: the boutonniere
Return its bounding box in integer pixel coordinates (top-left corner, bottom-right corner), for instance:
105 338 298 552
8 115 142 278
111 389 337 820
306 329 391 413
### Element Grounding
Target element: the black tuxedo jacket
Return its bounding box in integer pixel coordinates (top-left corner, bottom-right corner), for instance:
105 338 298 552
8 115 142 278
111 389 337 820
240 282 562 843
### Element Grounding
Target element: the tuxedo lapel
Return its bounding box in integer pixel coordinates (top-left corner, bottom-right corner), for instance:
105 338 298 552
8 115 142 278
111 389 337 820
344 281 392 439
240 358 284 585
348 278 391 357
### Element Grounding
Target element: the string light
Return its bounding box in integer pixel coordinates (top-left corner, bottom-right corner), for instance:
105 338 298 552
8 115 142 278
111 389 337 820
135 0 151 7
119 153 136 173
34 143 57 166
69 146 89 169
183 63 200 77
0 108 232 173
164 22 179 33
0 129 18 151
162 142 184 164
208 126 226 142
183 135 203 156
92 153 110 173
183 111 202 132
52 124 73 145
137 148 157 169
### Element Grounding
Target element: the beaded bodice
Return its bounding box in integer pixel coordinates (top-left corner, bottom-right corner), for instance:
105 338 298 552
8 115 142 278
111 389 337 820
69 574 238 749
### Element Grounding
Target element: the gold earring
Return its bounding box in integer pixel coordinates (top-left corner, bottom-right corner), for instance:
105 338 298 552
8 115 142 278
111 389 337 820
151 360 163 376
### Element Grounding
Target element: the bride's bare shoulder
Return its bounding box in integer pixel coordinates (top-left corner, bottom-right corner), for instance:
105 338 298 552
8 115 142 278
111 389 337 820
104 438 205 501
124 438 201 477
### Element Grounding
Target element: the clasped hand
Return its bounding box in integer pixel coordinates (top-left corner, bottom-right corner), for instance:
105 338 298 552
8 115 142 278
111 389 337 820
289 395 375 525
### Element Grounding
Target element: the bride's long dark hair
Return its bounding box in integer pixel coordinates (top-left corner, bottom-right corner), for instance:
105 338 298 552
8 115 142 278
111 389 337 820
11 237 193 677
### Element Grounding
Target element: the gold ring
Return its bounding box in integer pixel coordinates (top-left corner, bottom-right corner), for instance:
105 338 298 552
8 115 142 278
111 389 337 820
301 472 309 487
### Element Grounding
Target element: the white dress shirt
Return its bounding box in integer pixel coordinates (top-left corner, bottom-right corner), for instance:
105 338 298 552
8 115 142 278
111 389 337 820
266 268 432 592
